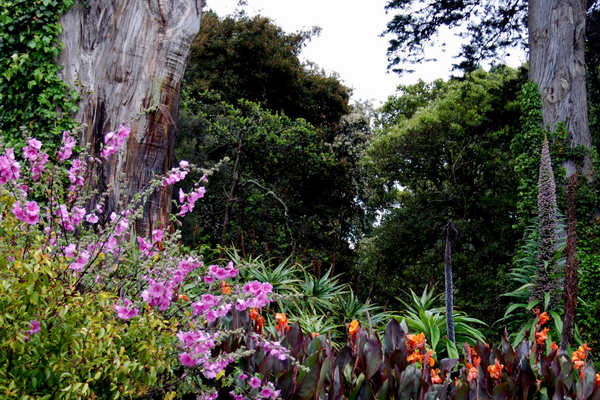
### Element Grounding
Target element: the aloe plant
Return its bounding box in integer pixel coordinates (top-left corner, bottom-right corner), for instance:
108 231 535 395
397 286 487 359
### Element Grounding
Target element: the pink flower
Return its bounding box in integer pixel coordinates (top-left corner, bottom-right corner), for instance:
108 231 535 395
238 373 248 380
28 320 41 334
214 267 228 280
249 377 262 389
58 131 76 162
152 229 164 243
179 352 196 367
204 276 215 284
179 160 189 169
148 281 165 298
64 244 76 258
259 387 274 398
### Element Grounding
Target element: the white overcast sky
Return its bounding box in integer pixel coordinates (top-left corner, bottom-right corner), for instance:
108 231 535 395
206 0 526 106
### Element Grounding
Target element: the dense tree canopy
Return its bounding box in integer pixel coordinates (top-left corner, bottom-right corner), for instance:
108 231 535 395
355 67 527 330
175 92 373 276
185 11 351 129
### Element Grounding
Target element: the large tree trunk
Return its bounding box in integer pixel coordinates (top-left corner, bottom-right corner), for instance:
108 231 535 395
56 1 202 233
529 0 591 177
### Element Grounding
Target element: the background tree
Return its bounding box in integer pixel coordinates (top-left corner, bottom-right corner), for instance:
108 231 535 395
384 0 596 176
355 67 526 333
175 92 374 276
185 11 351 129
55 0 202 232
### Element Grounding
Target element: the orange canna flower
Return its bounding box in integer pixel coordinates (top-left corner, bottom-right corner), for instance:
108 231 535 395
488 358 504 380
550 342 558 351
250 307 259 320
220 283 231 294
312 332 319 337
255 316 265 333
431 368 442 384
536 327 549 345
407 349 422 363
538 312 550 325
467 363 478 382
275 313 289 333
426 350 435 367
349 320 359 337
595 373 600 387
572 343 592 370
177 294 188 302
276 313 288 326
406 333 426 353
473 356 481 368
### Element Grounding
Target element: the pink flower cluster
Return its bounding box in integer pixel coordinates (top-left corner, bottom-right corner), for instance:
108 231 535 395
23 138 48 181
23 319 41 341
114 298 139 320
178 334 235 379
178 185 206 217
235 280 272 311
0 148 20 185
230 376 280 400
163 161 189 186
191 293 232 322
67 159 86 187
58 131 76 162
141 256 202 311
54 204 86 231
100 124 130 159
12 201 40 225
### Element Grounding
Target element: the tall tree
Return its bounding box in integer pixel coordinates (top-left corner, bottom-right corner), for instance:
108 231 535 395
384 0 596 176
56 1 202 232
185 11 351 129
529 0 591 176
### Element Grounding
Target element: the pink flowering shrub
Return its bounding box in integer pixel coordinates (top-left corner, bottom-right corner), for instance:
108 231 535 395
0 127 293 399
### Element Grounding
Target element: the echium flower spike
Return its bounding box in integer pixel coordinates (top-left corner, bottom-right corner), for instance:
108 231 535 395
531 138 561 309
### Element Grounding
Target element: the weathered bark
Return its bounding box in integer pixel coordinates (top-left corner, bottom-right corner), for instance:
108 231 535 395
560 174 579 353
56 1 202 233
529 0 591 177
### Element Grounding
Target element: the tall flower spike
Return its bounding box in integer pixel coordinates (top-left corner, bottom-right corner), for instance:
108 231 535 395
530 138 562 309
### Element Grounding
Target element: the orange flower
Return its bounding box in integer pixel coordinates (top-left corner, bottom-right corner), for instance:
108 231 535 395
406 333 425 353
538 312 550 325
467 363 478 382
407 349 422 363
473 356 481 368
595 373 600 387
488 358 504 380
427 350 435 367
550 342 558 351
536 327 549 345
431 368 442 384
276 313 288 326
275 313 289 333
250 307 259 320
348 320 359 337
312 332 319 337
572 345 590 370
407 349 435 366
255 316 265 333
177 294 188 302
220 280 231 294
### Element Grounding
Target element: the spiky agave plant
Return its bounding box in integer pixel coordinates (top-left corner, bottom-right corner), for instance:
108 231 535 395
397 286 487 360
